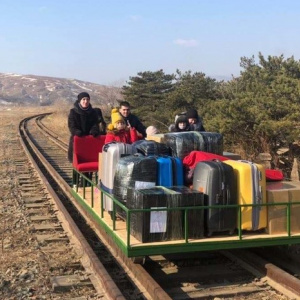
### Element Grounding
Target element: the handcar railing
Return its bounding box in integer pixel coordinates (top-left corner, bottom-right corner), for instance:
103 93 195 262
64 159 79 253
71 168 300 256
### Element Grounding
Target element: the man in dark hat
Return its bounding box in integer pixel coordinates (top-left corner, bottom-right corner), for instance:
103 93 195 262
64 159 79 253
67 92 100 162
185 108 205 131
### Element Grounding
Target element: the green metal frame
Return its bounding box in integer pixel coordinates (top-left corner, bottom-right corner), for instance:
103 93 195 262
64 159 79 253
71 168 300 258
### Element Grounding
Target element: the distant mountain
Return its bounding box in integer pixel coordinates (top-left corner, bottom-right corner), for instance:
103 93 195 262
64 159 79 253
0 73 122 106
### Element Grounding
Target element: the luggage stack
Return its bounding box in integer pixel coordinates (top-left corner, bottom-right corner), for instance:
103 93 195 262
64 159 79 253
192 160 237 237
266 181 300 234
99 143 135 212
132 140 184 187
164 131 223 160
127 186 204 242
224 160 267 231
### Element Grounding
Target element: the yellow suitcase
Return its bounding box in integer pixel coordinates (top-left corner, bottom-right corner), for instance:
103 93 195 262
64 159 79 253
224 160 267 231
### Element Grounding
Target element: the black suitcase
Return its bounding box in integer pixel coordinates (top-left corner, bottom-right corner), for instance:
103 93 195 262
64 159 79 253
127 187 182 242
132 140 170 156
200 132 223 155
168 186 204 239
163 131 223 159
113 154 157 219
192 160 237 236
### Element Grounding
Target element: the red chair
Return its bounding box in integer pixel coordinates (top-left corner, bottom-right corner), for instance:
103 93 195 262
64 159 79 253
72 135 106 186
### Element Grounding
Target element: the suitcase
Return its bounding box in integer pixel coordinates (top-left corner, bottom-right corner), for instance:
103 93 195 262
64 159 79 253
164 131 223 159
127 187 181 242
156 156 184 187
172 157 184 186
132 140 170 156
99 143 135 211
168 186 204 238
224 160 267 231
200 132 223 155
113 154 157 204
193 160 237 236
156 156 172 187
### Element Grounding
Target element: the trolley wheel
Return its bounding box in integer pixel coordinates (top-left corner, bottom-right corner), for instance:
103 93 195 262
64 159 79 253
131 256 146 264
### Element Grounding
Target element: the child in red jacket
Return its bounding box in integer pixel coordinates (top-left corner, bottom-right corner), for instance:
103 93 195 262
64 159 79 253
104 108 138 144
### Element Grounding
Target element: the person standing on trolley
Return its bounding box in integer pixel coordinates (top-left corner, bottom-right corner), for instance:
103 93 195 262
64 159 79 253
67 92 101 163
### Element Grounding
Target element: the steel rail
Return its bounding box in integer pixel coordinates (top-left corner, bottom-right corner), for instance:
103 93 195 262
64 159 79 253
19 115 125 300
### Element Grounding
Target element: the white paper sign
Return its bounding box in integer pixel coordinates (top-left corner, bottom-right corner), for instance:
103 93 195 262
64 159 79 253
135 181 156 190
150 207 167 233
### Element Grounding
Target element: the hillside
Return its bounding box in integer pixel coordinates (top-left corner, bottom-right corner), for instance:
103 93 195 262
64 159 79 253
0 73 122 107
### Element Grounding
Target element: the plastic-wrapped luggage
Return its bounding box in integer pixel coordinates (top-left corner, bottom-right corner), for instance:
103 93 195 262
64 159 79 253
127 186 204 242
127 187 180 242
132 140 170 156
163 131 223 159
224 160 267 231
99 143 135 212
193 160 237 236
113 154 157 204
168 186 204 239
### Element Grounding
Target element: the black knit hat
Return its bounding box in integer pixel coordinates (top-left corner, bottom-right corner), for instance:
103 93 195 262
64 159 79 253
186 108 199 119
176 115 188 125
77 92 90 101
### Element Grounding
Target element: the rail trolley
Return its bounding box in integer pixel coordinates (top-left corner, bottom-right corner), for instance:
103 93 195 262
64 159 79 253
70 168 300 260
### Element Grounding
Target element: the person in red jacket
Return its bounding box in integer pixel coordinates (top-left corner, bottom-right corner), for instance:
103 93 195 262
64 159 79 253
104 108 138 144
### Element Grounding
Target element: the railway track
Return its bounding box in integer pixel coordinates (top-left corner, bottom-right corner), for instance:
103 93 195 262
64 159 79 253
3 110 300 299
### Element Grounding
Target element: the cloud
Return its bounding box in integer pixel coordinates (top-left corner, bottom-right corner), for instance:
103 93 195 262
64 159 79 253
173 39 198 47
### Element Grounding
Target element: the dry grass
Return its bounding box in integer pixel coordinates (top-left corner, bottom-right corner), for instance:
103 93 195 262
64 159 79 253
42 106 70 141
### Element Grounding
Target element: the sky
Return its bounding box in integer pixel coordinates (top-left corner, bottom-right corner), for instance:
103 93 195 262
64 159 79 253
1 0 300 86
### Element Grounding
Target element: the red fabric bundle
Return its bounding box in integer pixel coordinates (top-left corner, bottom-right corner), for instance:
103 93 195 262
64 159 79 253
265 169 284 181
183 151 228 169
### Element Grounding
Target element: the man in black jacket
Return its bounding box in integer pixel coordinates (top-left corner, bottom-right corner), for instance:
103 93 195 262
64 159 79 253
119 101 146 138
68 92 100 162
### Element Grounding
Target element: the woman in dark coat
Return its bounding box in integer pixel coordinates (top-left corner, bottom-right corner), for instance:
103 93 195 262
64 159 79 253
67 92 100 162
